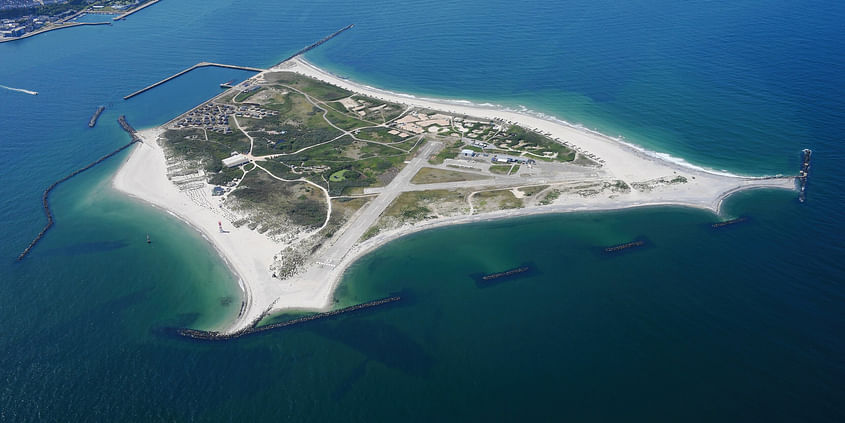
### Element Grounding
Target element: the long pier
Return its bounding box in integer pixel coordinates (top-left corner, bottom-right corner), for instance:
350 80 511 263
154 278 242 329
16 116 141 261
177 296 401 341
123 62 266 100
276 24 355 65
113 0 161 21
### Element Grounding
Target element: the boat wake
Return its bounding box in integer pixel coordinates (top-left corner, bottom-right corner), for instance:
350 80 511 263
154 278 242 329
0 84 38 95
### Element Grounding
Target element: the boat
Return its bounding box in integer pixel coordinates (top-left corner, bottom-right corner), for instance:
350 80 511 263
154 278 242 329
146 234 151 244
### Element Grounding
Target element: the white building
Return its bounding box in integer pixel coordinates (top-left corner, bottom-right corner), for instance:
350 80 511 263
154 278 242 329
222 153 249 168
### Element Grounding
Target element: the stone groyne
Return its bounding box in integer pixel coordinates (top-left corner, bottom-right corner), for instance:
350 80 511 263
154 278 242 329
177 296 401 341
16 116 140 261
603 240 646 253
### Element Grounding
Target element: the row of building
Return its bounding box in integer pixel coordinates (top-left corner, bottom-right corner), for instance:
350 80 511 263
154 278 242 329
172 102 278 134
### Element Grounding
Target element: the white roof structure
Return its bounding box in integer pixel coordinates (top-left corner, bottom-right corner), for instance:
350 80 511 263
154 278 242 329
222 154 249 168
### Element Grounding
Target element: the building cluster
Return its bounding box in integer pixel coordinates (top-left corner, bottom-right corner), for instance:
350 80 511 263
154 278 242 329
173 102 278 134
1 12 66 37
388 112 452 137
90 1 138 11
459 149 536 166
453 118 500 139
338 96 397 120
0 0 64 11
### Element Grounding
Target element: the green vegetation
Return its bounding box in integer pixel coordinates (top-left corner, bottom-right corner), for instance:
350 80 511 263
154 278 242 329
234 88 265 102
539 189 561 205
271 136 406 195
610 180 631 192
265 72 353 101
489 164 519 175
209 166 243 186
384 190 465 219
410 167 491 184
489 125 576 162
631 175 688 192
230 170 326 229
572 154 598 167
162 128 249 174
361 225 381 241
354 127 404 144
518 185 549 197
473 189 523 211
323 109 369 131
355 95 405 122
320 197 371 239
429 139 463 165
329 169 350 182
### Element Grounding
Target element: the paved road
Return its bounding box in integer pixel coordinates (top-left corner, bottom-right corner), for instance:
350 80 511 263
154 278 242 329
308 141 441 267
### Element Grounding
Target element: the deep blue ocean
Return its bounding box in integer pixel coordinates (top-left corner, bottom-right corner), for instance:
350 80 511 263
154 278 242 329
1 0 844 420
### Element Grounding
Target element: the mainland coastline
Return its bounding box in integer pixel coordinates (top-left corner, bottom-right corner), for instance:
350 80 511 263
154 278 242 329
112 57 797 334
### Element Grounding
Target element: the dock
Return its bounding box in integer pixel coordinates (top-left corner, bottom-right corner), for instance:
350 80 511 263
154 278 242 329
17 116 141 261
88 106 105 127
798 149 812 203
113 0 160 21
123 62 266 100
177 296 401 341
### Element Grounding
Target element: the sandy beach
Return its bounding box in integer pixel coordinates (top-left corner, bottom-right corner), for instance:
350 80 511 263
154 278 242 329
112 59 797 334
112 127 283 328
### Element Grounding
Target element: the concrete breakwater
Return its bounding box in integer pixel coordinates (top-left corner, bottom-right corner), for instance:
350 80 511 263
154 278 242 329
123 62 265 100
0 22 111 44
124 24 352 100
113 0 160 21
88 106 105 127
177 296 401 341
16 116 140 261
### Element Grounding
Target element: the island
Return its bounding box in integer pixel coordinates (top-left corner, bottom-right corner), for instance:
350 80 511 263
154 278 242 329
113 57 797 336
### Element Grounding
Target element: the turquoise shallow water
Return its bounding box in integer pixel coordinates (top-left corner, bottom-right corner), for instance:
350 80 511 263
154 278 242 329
1 0 844 420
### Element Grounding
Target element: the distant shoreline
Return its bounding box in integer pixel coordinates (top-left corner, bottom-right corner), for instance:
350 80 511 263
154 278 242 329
0 21 110 44
0 0 160 44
